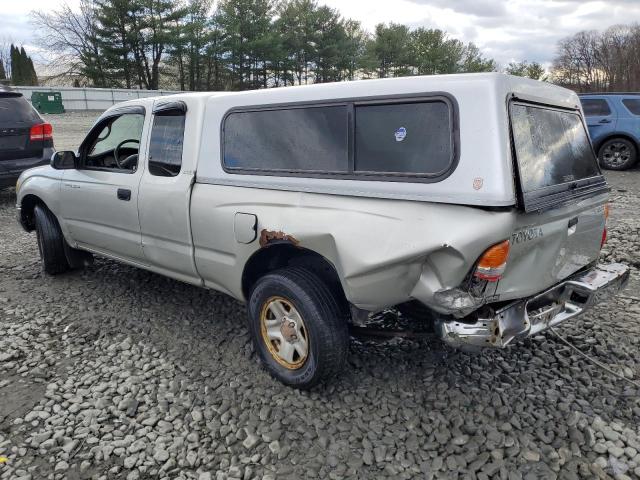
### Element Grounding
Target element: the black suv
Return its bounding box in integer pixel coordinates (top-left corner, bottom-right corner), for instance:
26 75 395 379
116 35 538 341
0 89 54 188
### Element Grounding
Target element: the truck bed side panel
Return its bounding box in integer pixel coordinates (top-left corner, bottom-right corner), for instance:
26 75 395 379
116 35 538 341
189 183 516 310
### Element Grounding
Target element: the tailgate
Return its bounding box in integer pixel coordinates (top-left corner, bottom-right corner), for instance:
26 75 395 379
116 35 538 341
495 101 608 299
496 194 607 300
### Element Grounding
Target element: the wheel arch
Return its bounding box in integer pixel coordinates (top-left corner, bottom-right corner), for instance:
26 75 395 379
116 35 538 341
241 243 350 317
19 194 47 232
593 133 640 154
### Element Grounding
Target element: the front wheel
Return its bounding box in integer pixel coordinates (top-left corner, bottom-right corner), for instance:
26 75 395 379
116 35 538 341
247 267 349 389
34 205 71 275
598 138 637 170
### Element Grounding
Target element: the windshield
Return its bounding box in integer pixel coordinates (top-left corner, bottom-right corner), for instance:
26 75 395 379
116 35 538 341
511 103 600 194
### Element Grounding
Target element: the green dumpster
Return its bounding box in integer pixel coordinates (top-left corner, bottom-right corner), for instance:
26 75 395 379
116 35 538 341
31 91 65 114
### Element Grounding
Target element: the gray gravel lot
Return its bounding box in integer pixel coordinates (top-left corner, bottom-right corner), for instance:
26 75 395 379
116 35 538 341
46 111 101 152
0 113 639 480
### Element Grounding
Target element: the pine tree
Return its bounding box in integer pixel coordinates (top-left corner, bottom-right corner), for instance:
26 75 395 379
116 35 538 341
33 0 499 90
0 58 5 80
8 45 39 85
129 0 186 89
338 20 367 82
20 47 38 85
27 56 39 85
365 23 412 78
94 0 136 88
216 0 274 90
20 47 28 83
10 45 22 84
313 5 346 83
276 0 317 86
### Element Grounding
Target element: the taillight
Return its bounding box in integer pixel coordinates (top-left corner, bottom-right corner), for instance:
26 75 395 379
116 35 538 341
474 240 510 282
29 123 53 142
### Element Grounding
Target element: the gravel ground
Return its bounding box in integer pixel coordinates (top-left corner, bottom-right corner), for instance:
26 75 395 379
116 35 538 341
0 113 639 480
45 111 101 151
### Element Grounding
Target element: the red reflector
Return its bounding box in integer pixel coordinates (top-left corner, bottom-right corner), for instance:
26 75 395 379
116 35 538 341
601 227 607 248
29 123 53 141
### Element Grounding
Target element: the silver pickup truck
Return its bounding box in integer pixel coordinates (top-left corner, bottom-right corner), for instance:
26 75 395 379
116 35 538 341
16 73 629 388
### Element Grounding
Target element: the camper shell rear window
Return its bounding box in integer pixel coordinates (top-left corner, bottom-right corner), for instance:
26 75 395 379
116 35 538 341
221 94 459 183
510 101 607 212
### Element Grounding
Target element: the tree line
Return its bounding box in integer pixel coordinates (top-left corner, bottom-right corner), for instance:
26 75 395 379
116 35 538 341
32 0 496 91
551 24 640 92
0 43 38 85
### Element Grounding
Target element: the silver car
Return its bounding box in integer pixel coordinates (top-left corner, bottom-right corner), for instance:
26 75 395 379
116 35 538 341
16 73 629 388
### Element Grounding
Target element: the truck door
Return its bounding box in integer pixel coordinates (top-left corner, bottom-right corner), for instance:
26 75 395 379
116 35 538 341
59 107 147 261
137 100 201 284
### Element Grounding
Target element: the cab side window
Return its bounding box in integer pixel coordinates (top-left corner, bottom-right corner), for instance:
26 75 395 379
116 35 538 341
83 113 145 172
148 108 186 177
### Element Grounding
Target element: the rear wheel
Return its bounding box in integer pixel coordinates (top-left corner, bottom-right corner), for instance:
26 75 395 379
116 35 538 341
34 205 71 275
598 138 637 170
247 267 349 389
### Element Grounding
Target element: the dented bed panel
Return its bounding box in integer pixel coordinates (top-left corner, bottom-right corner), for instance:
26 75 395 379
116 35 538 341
190 183 516 310
190 182 609 315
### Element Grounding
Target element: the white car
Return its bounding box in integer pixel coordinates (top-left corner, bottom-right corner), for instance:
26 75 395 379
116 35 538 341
16 73 628 388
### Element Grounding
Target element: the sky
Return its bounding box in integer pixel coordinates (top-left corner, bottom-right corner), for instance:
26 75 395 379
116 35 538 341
2 0 640 69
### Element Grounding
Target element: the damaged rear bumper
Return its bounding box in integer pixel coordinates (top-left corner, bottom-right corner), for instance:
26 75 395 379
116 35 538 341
439 262 630 349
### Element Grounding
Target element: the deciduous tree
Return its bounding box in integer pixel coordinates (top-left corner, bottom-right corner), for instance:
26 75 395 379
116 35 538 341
551 24 640 92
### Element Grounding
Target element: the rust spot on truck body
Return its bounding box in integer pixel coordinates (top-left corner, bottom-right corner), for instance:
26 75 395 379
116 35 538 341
259 229 300 248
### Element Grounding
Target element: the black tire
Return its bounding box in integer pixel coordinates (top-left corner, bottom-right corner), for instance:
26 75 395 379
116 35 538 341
34 205 71 275
248 267 349 389
598 138 638 170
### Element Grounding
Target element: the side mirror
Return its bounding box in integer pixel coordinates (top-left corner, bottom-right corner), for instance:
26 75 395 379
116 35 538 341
51 151 77 170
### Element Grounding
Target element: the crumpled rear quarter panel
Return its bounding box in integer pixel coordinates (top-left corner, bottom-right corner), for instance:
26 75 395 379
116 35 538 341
190 184 515 311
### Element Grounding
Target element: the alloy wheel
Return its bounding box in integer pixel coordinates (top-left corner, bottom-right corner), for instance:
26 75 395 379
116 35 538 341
602 142 631 168
259 296 309 370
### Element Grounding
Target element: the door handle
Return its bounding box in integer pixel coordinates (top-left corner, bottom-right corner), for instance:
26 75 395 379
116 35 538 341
117 188 131 201
599 119 612 124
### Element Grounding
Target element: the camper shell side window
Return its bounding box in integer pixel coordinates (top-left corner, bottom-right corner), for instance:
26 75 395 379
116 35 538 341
221 94 459 183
